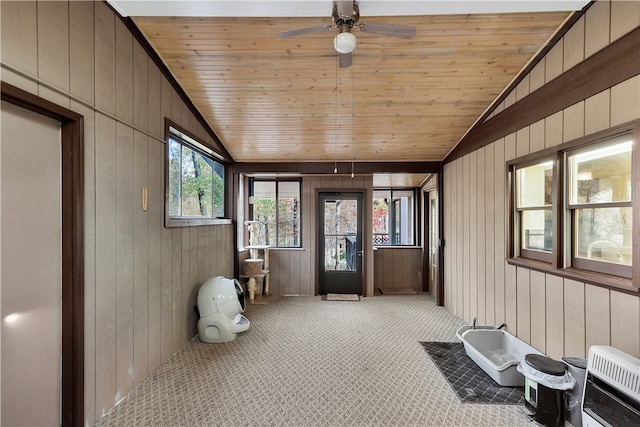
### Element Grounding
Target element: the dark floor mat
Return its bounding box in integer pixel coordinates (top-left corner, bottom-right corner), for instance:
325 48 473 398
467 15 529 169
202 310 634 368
420 341 525 405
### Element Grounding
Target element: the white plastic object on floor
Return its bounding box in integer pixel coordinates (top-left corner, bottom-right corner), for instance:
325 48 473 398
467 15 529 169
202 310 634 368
197 276 250 343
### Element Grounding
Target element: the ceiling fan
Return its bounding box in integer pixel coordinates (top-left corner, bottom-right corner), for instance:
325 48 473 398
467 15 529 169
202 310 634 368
277 0 416 68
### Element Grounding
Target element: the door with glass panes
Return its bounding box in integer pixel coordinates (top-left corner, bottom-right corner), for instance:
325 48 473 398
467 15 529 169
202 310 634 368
318 192 363 295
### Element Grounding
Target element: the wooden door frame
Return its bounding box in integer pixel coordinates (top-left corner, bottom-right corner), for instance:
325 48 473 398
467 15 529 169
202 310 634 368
2 82 85 427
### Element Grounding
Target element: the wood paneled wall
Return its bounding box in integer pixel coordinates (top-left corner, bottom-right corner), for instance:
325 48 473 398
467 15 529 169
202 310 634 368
443 0 640 359
373 247 423 291
1 2 235 424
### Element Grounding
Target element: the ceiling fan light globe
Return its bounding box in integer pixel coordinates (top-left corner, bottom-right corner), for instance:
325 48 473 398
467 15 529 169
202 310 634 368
334 32 357 54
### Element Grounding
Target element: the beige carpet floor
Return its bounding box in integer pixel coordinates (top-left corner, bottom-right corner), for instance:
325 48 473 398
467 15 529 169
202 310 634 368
94 293 531 426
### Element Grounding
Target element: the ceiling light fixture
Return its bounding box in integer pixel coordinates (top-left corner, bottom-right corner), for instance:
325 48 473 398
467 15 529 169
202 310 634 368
334 32 356 54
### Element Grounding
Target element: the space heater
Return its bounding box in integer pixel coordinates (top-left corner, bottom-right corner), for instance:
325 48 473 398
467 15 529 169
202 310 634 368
582 345 640 426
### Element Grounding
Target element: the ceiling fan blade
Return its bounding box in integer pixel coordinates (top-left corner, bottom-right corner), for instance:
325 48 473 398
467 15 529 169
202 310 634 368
358 22 416 39
339 52 352 68
277 25 332 38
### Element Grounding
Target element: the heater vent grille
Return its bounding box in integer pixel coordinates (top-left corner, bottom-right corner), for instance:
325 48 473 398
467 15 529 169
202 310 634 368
587 346 640 402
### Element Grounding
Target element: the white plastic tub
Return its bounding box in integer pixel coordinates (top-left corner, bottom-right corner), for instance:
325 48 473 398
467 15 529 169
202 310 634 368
456 325 544 386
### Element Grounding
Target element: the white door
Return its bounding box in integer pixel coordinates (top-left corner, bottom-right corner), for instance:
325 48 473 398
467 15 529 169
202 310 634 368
1 101 62 426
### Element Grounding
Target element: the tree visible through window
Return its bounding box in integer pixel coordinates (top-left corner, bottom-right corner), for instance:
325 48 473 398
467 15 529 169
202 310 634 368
250 179 300 248
167 127 225 224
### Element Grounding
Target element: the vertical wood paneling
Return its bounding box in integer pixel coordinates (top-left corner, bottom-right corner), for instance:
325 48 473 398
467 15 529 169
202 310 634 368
545 111 563 148
585 0 610 56
37 1 69 92
462 156 470 322
611 76 640 125
611 0 640 42
516 126 530 157
529 119 545 154
477 147 486 324
564 279 586 358
115 123 135 398
516 267 531 344
545 41 564 83
545 275 564 360
94 113 117 417
515 74 530 102
504 264 517 335
563 16 585 71
468 152 478 322
530 271 546 353
115 18 134 123
148 65 162 138
133 42 149 131
585 284 610 351
171 228 182 353
585 90 611 134
147 141 163 374
160 225 173 362
0 1 38 77
443 164 451 310
292 250 303 295
269 249 281 296
181 229 192 342
610 290 640 357
563 101 585 142
133 131 149 384
484 143 495 325
493 139 506 326
69 1 95 104
94 1 115 115
530 58 546 93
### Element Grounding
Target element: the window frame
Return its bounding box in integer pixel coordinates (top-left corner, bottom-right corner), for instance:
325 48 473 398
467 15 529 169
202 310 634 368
372 188 419 247
507 119 640 293
565 136 634 279
248 177 302 248
164 121 230 227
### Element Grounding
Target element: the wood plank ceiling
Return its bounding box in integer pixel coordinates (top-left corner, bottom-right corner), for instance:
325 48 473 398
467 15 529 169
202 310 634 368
128 4 574 185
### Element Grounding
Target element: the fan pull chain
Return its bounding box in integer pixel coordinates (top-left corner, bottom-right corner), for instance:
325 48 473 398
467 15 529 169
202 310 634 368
334 50 338 174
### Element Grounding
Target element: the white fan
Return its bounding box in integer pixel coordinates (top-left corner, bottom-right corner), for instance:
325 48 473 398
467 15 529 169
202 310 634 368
278 0 416 68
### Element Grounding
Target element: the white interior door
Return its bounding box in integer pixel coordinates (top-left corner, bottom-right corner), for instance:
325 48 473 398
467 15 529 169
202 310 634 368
1 101 62 426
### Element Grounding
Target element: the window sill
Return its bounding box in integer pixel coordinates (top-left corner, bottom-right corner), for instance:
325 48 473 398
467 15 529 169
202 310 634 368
507 257 638 294
165 217 232 227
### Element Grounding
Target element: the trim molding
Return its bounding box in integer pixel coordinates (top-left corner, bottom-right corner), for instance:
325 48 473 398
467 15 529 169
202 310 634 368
445 25 640 163
231 161 441 175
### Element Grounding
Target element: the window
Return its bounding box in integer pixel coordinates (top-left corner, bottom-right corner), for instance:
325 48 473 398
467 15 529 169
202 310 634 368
514 160 554 262
249 179 301 248
166 125 226 226
373 189 415 245
567 135 632 277
509 124 638 286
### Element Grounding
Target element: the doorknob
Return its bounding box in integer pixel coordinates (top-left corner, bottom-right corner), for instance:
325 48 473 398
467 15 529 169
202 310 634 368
357 251 364 256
